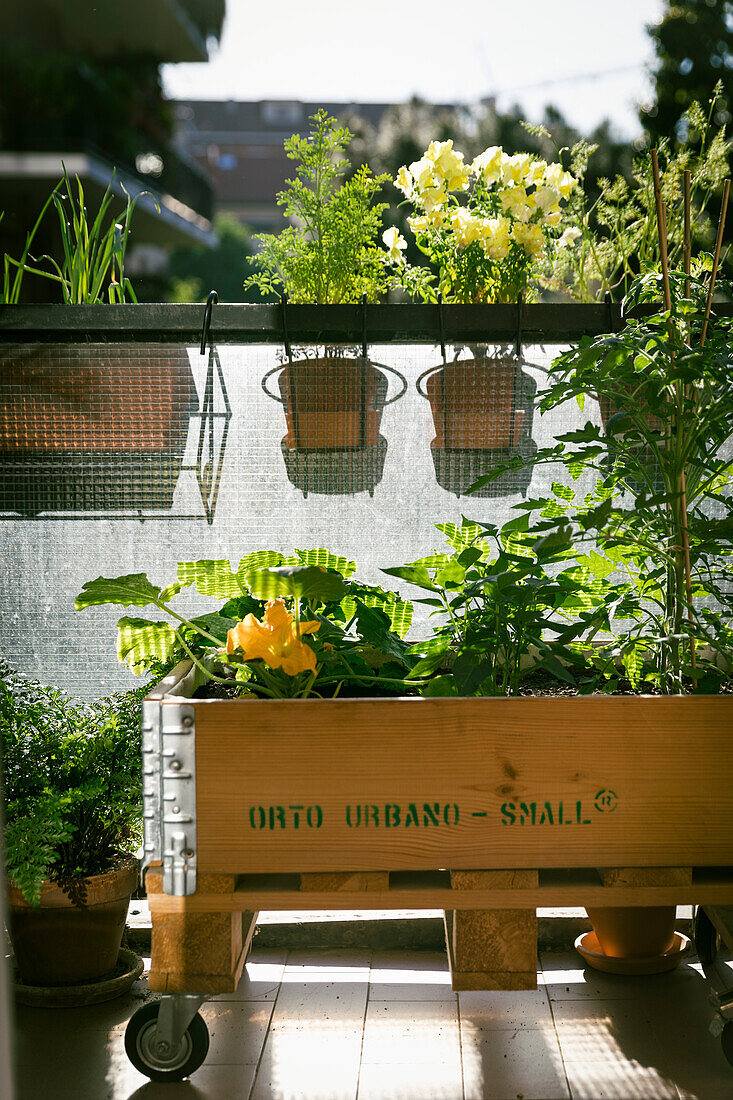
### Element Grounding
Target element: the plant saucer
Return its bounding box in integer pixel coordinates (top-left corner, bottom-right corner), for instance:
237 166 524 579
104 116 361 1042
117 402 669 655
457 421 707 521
574 930 690 976
14 947 144 1008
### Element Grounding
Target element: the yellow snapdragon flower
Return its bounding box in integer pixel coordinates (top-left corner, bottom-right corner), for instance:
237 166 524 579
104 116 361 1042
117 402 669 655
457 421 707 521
558 226 582 248
525 160 547 187
502 153 535 186
499 185 532 223
471 145 505 184
544 163 577 198
481 215 512 260
533 185 562 214
450 208 488 249
395 165 413 196
408 214 430 233
409 156 437 193
513 221 544 257
383 226 407 263
545 210 562 228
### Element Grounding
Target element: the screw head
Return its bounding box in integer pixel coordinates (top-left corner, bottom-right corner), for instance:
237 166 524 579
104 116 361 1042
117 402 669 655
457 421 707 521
156 1040 171 1054
171 805 180 814
169 760 182 772
182 715 194 729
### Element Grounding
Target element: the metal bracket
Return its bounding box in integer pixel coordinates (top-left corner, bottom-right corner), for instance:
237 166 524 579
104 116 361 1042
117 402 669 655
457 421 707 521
709 989 733 1036
154 994 206 1051
141 700 198 895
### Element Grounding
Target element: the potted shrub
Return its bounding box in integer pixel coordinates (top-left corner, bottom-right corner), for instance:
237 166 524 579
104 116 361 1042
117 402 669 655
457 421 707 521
2 664 144 988
0 168 198 514
387 140 577 492
245 111 407 493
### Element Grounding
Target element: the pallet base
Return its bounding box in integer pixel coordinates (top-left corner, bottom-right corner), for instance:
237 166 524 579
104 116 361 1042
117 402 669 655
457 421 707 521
147 866 733 915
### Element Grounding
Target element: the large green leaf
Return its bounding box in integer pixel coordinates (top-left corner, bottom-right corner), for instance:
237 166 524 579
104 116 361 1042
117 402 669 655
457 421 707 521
117 617 176 673
340 588 413 637
75 574 161 611
186 613 237 644
177 560 244 599
381 565 439 592
244 565 346 603
293 548 357 578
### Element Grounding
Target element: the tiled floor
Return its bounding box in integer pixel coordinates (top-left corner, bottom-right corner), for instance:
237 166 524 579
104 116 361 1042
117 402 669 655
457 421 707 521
12 944 733 1099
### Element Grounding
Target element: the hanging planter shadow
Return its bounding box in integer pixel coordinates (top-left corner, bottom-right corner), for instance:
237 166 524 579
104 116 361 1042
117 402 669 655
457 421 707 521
417 355 537 498
263 356 406 497
0 343 200 515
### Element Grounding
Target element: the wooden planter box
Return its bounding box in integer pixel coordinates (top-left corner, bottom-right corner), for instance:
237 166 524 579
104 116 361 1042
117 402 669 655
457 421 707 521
143 662 733 993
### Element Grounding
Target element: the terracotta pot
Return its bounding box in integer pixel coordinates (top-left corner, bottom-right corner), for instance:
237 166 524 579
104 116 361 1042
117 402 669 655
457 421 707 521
278 357 389 450
8 855 138 986
424 357 525 450
584 905 677 959
0 343 198 453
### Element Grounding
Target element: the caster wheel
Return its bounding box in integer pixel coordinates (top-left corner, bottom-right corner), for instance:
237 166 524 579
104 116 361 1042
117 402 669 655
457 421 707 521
722 1021 733 1068
125 1001 209 1081
694 907 719 964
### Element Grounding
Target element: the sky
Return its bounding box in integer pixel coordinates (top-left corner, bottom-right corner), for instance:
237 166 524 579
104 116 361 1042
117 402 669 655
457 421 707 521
162 0 666 139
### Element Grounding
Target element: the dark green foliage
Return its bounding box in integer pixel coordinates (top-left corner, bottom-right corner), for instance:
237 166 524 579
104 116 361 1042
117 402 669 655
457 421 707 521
641 0 733 144
1 661 145 905
385 517 600 697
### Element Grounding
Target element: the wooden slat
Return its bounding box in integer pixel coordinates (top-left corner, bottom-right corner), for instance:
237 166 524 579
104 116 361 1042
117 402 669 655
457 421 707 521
187 695 733 874
299 871 390 892
147 868 733 914
447 870 538 991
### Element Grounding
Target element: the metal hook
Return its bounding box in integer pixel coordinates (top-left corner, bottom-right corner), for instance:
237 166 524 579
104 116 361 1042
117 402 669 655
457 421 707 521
281 292 293 365
361 292 368 360
199 290 218 356
515 291 524 358
437 292 446 363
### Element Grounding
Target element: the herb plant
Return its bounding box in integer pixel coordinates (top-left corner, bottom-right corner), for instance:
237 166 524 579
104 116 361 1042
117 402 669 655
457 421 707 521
75 548 421 700
19 165 144 303
1 662 145 905
384 515 603 696
243 111 392 303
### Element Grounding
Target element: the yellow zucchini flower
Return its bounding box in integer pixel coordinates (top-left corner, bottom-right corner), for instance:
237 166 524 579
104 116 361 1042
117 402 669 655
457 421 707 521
226 598 320 675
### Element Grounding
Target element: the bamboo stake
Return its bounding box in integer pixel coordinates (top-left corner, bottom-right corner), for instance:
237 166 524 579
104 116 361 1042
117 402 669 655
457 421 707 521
681 170 695 669
700 177 730 346
651 148 672 310
683 170 691 302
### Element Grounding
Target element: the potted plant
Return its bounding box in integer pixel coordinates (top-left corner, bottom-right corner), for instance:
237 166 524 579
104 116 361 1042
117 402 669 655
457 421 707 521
386 139 577 493
245 111 408 494
2 663 144 990
0 168 198 514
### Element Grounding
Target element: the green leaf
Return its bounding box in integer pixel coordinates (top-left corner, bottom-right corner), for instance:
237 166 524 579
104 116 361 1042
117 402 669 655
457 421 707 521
353 602 406 661
293 548 357 577
236 550 286 585
75 573 161 611
382 565 440 592
186 613 237 644
177 560 244 599
117 618 176 674
244 565 346 603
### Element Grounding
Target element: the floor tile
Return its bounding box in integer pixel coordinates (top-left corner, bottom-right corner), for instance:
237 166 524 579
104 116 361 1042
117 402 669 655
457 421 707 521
369 950 454 1002
541 949 651 1001
251 1029 362 1100
211 949 286 1002
461 1026 570 1100
356 1060 464 1100
199 1001 273 1065
269 980 368 1028
458 986 554 1031
361 999 461 1065
563 1058 679 1099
